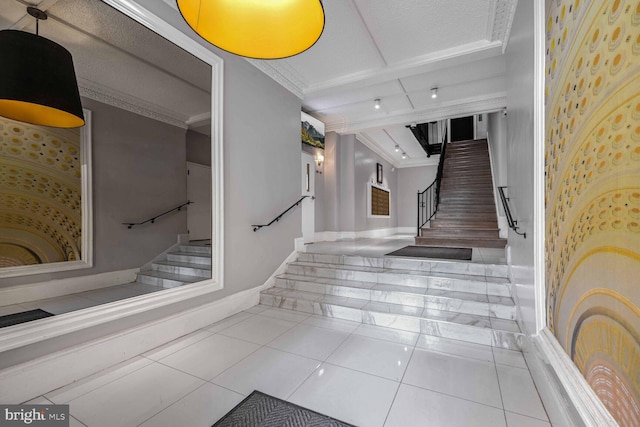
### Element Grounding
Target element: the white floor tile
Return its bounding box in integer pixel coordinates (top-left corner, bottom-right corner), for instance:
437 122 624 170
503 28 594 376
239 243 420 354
402 348 503 408
493 347 528 369
139 382 244 427
497 364 548 421
415 334 494 363
78 286 147 304
505 411 551 427
353 324 419 346
19 295 100 315
302 314 361 333
289 363 399 427
159 334 259 381
327 335 413 381
22 396 54 404
45 357 153 404
212 347 321 399
0 305 32 316
142 330 213 361
68 362 204 427
218 315 297 345
256 307 312 323
267 323 349 361
385 383 507 427
70 416 87 427
204 312 254 333
244 305 269 314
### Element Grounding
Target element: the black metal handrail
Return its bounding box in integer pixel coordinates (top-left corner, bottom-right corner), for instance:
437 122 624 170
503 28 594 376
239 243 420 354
498 186 526 238
417 127 448 235
123 201 192 229
252 195 314 232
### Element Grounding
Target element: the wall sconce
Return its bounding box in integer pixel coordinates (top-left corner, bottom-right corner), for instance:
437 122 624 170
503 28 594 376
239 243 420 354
315 152 324 173
177 0 324 59
0 7 85 128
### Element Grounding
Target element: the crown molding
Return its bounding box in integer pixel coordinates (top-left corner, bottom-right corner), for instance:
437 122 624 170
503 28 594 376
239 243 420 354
78 78 189 129
246 59 306 100
491 0 518 53
355 133 439 169
327 95 507 134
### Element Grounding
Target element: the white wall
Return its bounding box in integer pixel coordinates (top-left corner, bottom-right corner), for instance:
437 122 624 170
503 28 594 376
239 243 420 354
505 0 538 335
396 166 438 229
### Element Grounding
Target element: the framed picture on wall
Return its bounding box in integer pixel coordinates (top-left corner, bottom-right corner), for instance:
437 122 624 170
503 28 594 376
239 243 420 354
376 163 383 184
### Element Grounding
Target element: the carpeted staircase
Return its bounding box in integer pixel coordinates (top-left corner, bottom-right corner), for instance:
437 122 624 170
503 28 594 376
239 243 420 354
260 252 522 350
416 139 507 249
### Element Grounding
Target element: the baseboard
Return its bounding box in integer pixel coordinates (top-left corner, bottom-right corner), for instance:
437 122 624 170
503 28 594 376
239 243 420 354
0 268 139 306
497 216 508 238
259 247 299 290
523 329 617 427
0 283 259 403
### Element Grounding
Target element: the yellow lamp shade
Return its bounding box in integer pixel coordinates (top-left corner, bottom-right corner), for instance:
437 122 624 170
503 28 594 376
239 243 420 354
177 0 325 59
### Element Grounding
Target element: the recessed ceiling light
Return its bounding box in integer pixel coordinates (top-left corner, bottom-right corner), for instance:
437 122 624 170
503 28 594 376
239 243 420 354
374 99 381 109
402 152 407 159
431 87 438 99
394 144 400 152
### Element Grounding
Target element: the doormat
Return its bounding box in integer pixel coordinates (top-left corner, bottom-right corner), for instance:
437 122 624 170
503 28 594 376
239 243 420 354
0 309 54 328
385 246 472 260
213 390 356 427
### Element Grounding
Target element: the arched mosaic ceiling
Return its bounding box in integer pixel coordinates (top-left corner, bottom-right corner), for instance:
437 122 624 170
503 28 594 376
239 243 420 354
0 117 81 266
545 1 640 425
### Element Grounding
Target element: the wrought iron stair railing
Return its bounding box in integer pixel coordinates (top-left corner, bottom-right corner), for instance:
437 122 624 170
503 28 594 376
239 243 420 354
416 128 448 236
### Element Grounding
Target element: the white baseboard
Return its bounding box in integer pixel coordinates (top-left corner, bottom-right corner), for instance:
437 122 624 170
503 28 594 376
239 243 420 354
523 329 617 427
0 283 258 403
498 216 508 238
0 268 139 306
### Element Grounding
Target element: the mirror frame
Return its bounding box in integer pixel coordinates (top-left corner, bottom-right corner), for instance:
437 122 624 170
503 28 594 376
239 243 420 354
0 109 93 278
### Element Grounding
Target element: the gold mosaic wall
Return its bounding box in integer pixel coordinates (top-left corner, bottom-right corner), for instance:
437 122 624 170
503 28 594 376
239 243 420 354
545 1 640 424
0 117 81 267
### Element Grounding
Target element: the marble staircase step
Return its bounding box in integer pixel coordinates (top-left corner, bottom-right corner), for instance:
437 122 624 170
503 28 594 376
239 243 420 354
414 236 507 249
286 261 510 297
166 251 212 265
297 252 508 279
420 228 501 239
275 274 515 319
151 259 211 278
259 289 522 350
136 270 204 288
178 244 212 255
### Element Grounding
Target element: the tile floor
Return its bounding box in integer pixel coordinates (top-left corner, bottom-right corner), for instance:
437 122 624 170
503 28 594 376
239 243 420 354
25 305 550 427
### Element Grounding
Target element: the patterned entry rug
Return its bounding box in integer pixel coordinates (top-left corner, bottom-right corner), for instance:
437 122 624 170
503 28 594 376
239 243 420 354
386 245 473 260
0 309 54 328
213 391 355 427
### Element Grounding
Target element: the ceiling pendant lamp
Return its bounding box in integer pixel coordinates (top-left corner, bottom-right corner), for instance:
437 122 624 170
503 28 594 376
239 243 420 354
0 7 84 128
177 0 325 59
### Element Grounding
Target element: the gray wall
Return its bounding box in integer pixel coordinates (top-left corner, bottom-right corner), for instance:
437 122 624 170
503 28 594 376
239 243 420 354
186 130 211 166
2 98 188 287
214 51 302 299
505 0 537 335
353 139 397 232
397 166 438 229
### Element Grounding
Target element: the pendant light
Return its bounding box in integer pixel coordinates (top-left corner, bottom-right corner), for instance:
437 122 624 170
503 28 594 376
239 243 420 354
177 0 325 59
0 7 84 128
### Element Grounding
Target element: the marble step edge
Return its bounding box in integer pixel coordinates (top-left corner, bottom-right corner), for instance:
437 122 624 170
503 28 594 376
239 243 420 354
151 260 211 278
287 262 510 295
166 252 212 265
297 252 508 279
259 292 522 350
274 275 516 320
178 244 213 254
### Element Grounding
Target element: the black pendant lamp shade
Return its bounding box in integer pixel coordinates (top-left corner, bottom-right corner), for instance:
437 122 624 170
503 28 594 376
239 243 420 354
0 29 85 128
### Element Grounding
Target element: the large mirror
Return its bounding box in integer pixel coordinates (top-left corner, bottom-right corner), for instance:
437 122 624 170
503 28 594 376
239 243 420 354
0 0 213 293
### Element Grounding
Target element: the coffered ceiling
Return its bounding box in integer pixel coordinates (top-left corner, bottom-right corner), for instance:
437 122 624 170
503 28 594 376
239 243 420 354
1 0 516 167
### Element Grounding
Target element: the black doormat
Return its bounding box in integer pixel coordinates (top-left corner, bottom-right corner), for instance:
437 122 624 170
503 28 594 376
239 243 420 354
385 245 472 260
213 390 355 427
0 309 54 328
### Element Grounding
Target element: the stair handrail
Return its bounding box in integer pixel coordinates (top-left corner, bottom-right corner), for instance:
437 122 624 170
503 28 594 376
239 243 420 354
123 201 192 229
416 126 448 235
252 195 314 232
497 186 526 238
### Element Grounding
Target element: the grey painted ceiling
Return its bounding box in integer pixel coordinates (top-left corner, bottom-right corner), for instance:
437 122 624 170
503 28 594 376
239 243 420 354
1 0 517 164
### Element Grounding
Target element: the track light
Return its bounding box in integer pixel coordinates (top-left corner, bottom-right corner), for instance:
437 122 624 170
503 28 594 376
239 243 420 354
431 87 438 99
374 99 381 110
394 144 400 152
402 152 407 159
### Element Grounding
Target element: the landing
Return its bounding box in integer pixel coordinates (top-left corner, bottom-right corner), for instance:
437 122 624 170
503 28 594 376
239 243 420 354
304 234 506 265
